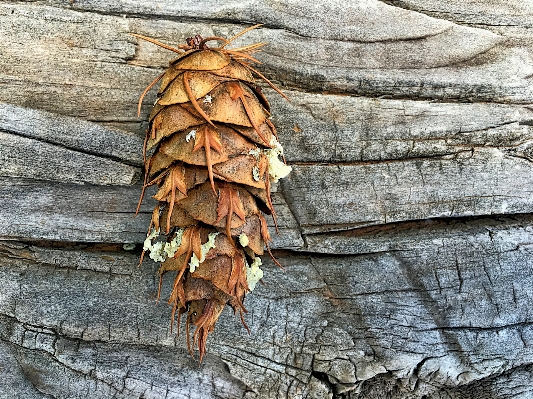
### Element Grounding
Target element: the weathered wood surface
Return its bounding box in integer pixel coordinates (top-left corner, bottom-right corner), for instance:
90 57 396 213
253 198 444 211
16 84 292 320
1 1 533 398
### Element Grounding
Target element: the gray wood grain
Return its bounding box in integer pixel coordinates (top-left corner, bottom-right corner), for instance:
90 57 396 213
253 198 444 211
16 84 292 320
0 131 140 185
1 0 533 398
284 148 533 234
384 0 533 35
305 213 533 255
3 100 533 241
1 216 533 398
1 2 531 133
8 146 533 244
35 0 455 42
275 92 533 162
5 87 533 167
0 103 144 165
0 341 48 399
0 178 153 243
2 332 250 399
0 178 302 249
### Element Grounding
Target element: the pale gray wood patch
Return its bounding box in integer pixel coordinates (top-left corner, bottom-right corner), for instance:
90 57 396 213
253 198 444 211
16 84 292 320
0 103 144 165
254 23 503 70
384 0 533 33
274 91 533 162
1 2 532 132
39 0 455 42
283 149 533 234
0 131 140 185
0 341 48 399
263 192 305 250
1 217 532 398
0 178 153 243
0 178 303 249
3 334 250 399
1 0 533 398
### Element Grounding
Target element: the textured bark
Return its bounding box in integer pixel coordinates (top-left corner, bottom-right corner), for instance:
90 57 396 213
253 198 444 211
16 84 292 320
1 1 533 398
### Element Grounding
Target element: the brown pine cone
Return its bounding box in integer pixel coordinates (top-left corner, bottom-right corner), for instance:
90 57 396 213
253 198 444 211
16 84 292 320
134 26 291 362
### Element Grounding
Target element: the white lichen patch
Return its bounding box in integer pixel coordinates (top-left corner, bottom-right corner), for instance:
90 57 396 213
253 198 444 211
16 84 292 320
269 137 284 152
189 232 219 273
246 257 263 291
144 229 165 261
163 228 185 259
264 147 292 183
185 129 197 143
149 242 166 262
143 228 220 268
252 166 261 181
249 139 291 183
143 228 160 253
239 233 249 247
248 148 261 160
123 243 136 251
143 228 167 262
145 228 160 242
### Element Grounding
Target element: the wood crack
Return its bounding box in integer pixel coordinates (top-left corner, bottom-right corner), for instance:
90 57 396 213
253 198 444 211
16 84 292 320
304 212 533 237
0 128 142 170
421 321 533 333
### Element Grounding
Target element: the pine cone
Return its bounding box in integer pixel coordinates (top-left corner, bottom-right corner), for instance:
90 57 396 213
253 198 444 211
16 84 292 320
134 26 291 362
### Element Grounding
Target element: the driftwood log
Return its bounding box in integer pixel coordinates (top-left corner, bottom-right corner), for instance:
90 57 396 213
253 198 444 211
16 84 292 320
1 1 533 398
